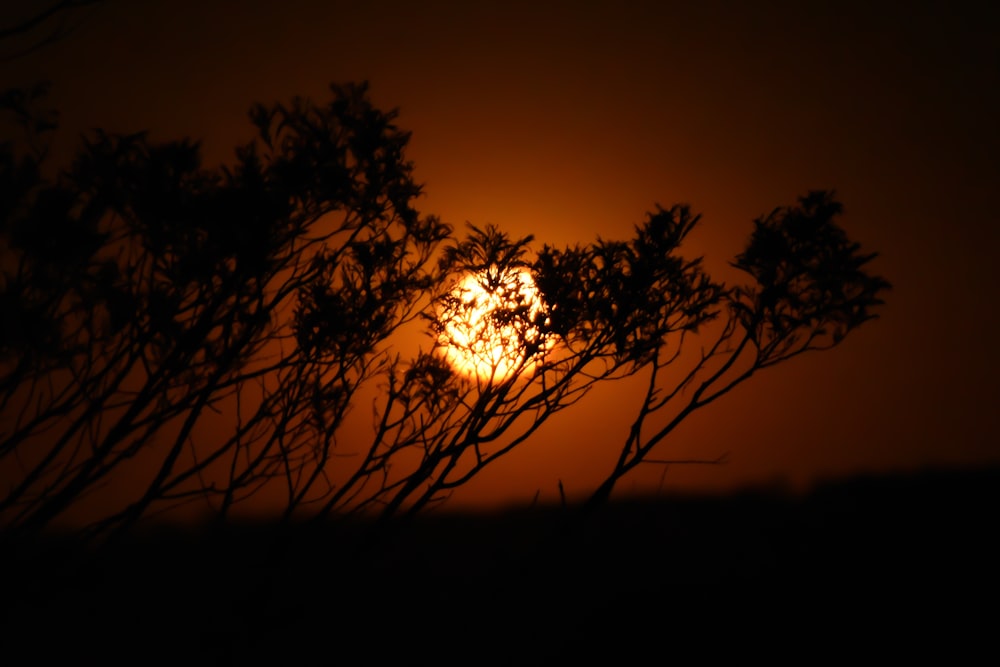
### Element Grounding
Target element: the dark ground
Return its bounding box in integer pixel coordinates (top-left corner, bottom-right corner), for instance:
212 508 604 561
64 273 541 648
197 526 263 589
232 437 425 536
3 466 998 664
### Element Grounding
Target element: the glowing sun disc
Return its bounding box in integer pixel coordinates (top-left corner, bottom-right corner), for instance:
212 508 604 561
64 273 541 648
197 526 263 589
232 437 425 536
438 268 548 382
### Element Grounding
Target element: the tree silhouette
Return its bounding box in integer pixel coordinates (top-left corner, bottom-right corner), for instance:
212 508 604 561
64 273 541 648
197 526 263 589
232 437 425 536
0 81 890 543
580 192 891 507
0 82 449 540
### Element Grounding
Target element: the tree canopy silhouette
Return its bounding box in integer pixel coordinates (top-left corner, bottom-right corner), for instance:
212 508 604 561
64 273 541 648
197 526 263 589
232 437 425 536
0 81 890 542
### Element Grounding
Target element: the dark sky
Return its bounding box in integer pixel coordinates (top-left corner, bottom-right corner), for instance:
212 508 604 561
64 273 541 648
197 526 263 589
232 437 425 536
3 0 998 509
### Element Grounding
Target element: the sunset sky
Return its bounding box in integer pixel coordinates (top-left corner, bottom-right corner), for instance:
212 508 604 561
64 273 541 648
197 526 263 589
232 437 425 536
3 0 997 510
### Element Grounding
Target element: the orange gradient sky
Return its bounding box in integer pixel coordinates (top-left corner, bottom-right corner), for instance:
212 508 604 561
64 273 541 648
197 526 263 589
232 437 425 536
2 0 998 511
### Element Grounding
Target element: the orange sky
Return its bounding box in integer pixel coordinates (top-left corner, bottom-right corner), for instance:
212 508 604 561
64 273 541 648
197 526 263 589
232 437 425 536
3 0 998 512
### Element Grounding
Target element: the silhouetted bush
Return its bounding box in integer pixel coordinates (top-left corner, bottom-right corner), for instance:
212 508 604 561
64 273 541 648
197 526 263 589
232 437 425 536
0 81 889 542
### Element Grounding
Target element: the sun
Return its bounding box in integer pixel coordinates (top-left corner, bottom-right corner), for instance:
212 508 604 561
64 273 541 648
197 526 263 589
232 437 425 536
438 267 549 382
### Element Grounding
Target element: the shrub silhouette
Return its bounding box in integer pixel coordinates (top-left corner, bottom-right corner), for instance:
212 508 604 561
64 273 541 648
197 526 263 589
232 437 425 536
0 81 890 542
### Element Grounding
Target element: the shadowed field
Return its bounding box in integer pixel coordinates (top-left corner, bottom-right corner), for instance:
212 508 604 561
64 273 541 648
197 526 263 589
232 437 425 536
4 466 997 663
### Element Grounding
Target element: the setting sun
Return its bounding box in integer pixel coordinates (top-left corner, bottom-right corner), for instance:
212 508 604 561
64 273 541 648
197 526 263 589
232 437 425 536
438 268 549 382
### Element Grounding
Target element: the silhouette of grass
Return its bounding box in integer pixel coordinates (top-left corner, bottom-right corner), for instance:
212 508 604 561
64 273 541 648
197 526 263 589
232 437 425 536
3 465 997 662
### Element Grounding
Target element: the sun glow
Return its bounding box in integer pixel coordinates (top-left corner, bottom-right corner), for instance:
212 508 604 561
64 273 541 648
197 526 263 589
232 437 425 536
438 268 549 382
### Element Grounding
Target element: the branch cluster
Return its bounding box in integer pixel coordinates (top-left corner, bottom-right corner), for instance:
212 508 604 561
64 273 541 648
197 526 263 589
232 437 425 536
0 82 890 542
